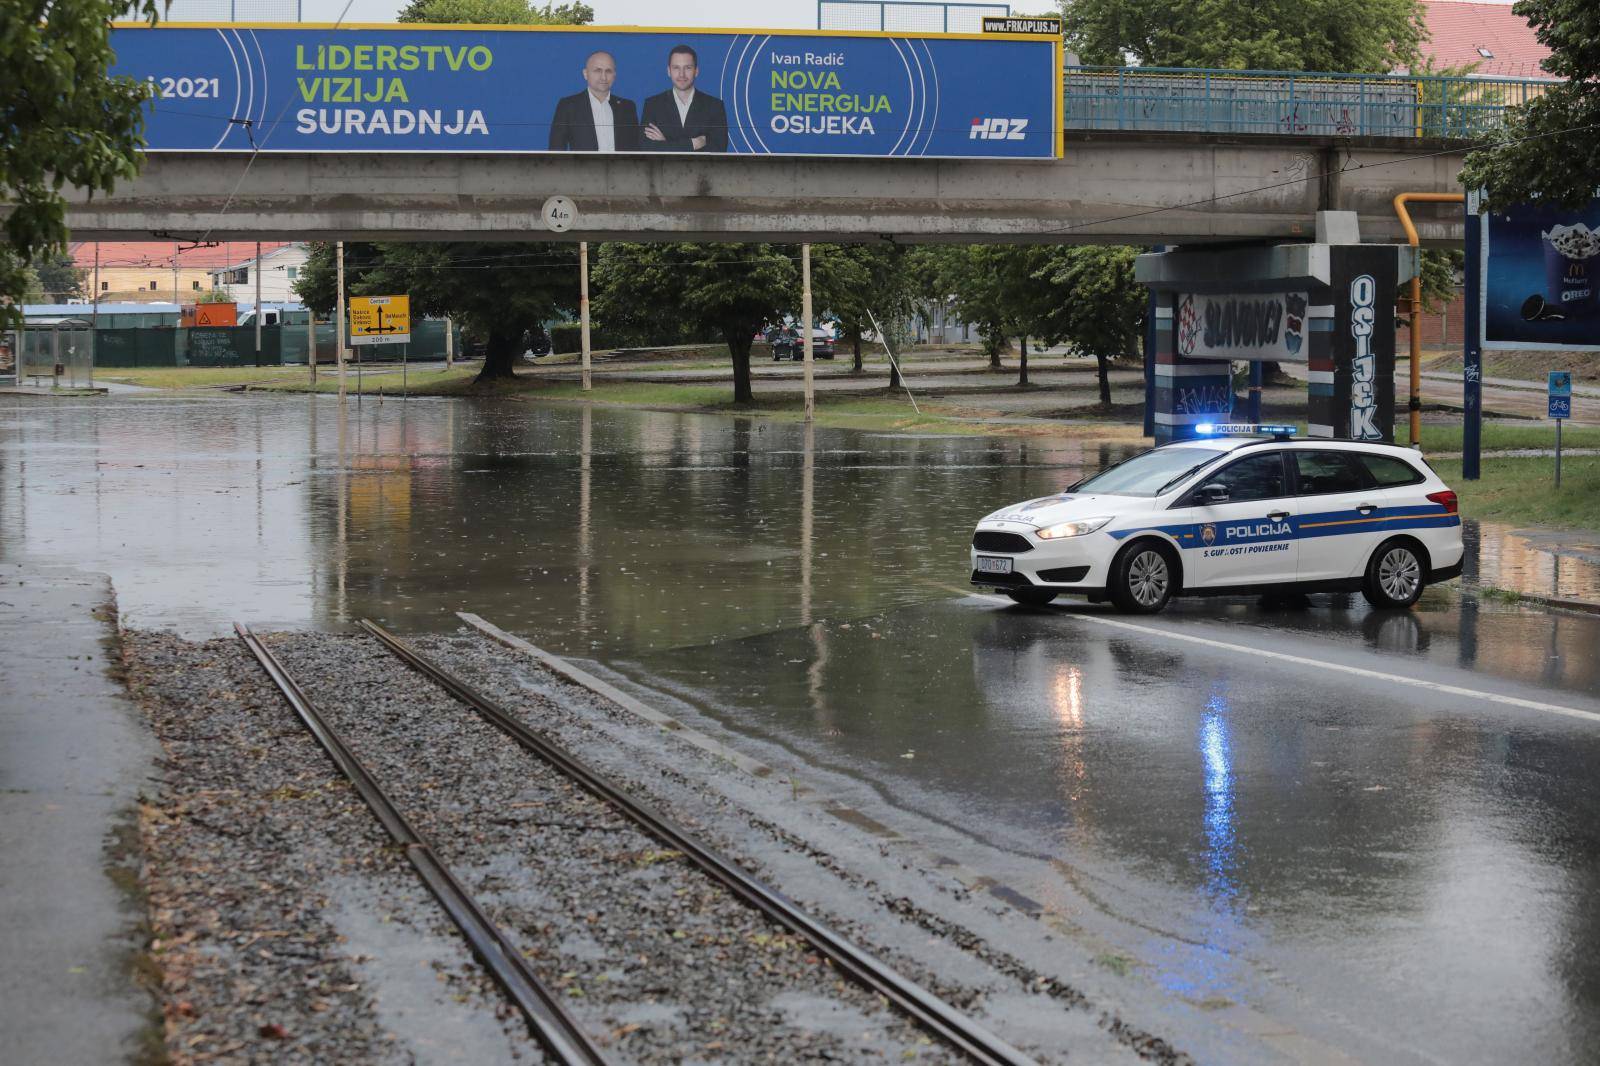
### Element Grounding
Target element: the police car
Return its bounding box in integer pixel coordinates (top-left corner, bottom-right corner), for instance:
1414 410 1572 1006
971 425 1463 613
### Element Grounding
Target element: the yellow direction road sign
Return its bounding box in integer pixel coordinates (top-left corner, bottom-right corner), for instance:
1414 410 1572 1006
349 295 411 345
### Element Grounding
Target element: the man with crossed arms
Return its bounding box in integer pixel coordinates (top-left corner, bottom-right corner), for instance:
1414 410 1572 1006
640 44 728 153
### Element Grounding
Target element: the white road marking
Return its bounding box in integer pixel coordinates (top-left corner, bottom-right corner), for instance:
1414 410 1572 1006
1067 611 1600 726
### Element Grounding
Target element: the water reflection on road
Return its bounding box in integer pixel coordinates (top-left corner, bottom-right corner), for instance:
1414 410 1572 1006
4 393 1600 1063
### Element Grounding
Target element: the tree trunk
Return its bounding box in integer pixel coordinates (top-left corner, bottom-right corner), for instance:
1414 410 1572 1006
1096 351 1112 406
852 332 863 373
477 325 520 380
988 340 1001 370
1018 335 1029 386
724 324 754 404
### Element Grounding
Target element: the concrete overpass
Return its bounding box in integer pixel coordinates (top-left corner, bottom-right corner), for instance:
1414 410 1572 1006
63 130 1470 247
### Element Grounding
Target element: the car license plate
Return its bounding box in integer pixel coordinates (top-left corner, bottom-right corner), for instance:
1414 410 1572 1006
975 556 1013 575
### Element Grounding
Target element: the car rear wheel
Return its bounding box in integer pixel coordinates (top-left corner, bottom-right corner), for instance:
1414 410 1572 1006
1109 542 1175 614
1362 538 1425 609
1005 588 1057 606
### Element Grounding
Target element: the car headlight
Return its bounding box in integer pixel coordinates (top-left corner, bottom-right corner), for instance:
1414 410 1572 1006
1035 516 1112 540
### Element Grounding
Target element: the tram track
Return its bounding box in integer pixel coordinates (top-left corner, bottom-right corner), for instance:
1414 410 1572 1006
235 620 1038 1066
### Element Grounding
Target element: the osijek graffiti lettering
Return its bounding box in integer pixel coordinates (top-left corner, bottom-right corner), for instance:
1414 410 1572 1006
1348 273 1380 439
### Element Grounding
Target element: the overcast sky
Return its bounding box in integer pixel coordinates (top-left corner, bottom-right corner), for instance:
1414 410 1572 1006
300 0 821 27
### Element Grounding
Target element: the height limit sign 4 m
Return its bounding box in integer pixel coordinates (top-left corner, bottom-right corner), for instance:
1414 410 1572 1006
1549 371 1573 488
543 196 576 233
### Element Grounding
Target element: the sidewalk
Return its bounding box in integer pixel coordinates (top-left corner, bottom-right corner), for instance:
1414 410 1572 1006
1420 370 1600 397
0 565 159 1065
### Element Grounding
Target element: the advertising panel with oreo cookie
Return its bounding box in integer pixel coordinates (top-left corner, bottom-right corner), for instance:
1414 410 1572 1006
1482 197 1600 351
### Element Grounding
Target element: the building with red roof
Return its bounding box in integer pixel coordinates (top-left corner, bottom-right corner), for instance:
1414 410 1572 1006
68 241 295 303
1418 0 1555 80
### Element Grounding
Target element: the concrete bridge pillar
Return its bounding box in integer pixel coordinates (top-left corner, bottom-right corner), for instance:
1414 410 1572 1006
1137 225 1416 444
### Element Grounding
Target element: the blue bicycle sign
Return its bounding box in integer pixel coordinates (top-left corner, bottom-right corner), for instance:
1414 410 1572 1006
1548 371 1573 420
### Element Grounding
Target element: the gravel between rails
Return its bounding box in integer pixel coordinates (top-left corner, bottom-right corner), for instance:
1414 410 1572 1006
122 632 498 1065
265 629 975 1064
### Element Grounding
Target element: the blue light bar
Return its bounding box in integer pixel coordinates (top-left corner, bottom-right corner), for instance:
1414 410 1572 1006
1195 423 1297 438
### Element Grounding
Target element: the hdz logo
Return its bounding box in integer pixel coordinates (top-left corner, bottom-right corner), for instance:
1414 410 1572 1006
970 117 1029 141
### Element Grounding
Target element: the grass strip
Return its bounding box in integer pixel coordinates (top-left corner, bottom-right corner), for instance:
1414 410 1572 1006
1432 455 1600 530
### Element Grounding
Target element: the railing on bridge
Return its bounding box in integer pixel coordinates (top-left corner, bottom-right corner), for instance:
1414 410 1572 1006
1064 67 1554 139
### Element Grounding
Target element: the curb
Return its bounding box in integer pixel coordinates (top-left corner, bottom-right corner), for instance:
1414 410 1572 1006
1475 587 1600 615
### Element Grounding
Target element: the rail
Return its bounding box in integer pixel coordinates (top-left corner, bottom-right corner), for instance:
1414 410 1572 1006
234 624 609 1066
359 618 1038 1066
1064 66 1555 139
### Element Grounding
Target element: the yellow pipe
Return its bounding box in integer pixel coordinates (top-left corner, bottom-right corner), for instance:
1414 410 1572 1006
1393 192 1465 447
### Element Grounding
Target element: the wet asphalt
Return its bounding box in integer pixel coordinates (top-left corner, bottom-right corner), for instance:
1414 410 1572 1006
3 392 1598 1063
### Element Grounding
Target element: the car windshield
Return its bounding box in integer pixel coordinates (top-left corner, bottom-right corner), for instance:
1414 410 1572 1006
1071 446 1229 497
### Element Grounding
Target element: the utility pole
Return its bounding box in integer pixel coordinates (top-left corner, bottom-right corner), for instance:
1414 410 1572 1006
253 241 263 368
307 305 317 384
802 243 814 422
580 241 592 392
444 315 454 370
172 242 179 305
335 240 348 401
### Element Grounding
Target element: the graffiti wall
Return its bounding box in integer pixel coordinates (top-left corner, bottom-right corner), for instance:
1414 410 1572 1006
1143 244 1403 443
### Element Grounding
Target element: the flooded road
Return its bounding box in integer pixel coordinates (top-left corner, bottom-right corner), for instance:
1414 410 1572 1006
4 392 1600 1064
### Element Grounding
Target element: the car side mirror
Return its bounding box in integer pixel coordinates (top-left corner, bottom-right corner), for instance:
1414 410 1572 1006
1197 482 1230 504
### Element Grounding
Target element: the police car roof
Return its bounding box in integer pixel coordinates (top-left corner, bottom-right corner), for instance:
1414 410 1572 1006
1159 436 1419 454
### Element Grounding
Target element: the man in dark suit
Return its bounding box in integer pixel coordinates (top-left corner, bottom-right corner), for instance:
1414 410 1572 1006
640 45 728 153
548 51 641 152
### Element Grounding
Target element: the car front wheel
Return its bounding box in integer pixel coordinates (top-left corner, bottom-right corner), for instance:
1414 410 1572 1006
1362 539 1425 609
1109 542 1175 614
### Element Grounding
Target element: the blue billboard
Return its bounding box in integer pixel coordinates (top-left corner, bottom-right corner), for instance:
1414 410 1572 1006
109 24 1061 160
1482 197 1600 351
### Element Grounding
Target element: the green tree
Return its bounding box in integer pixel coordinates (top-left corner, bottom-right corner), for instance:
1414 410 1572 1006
398 0 592 24
1 0 162 329
1419 248 1463 311
33 250 85 302
942 245 1056 382
810 245 913 373
941 246 1009 368
1037 245 1146 405
593 243 797 404
1067 0 1426 72
1461 0 1600 208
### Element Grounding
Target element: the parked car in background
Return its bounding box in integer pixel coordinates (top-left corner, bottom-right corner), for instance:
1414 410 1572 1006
767 325 835 360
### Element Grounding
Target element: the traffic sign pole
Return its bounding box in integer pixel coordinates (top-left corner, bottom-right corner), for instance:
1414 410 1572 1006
1556 418 1562 489
1462 201 1483 480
